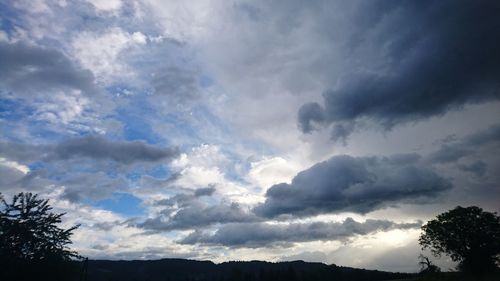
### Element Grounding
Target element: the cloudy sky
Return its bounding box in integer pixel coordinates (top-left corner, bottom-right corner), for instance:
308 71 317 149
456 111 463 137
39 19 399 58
1 0 499 272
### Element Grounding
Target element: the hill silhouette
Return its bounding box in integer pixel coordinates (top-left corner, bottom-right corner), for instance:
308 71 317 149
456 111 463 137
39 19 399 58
73 258 415 281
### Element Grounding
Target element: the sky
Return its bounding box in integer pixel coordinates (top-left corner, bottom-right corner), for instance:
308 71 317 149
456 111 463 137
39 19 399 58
1 0 500 273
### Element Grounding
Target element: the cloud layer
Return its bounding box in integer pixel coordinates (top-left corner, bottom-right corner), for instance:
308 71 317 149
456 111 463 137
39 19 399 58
0 135 178 165
180 218 421 247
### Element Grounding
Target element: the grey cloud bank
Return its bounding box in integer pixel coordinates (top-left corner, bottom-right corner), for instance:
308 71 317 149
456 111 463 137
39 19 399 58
255 154 451 218
52 136 179 164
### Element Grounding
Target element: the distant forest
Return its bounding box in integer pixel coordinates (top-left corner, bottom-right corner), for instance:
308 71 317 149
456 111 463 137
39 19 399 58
75 259 414 281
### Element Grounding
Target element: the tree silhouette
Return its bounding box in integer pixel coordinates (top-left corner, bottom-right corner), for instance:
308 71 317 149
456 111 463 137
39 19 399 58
418 254 440 274
0 192 80 280
419 206 500 273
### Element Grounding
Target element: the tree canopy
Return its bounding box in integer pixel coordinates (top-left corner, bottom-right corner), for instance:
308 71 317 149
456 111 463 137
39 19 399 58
0 192 80 280
419 206 500 273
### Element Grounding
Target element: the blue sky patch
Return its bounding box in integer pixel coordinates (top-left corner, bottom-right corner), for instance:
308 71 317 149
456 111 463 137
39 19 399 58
95 192 145 217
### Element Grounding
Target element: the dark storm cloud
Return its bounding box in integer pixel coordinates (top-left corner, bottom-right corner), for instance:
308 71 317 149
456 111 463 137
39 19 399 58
179 218 421 247
427 124 500 164
298 0 500 140
0 41 98 96
254 154 451 218
139 202 259 231
0 136 178 165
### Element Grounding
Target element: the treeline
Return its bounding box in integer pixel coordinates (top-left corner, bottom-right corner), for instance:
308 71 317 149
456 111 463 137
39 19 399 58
80 259 414 281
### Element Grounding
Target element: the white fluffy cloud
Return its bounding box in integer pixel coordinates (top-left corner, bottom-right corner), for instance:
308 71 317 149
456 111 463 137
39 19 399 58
142 0 221 41
169 144 260 204
247 157 300 191
72 28 147 83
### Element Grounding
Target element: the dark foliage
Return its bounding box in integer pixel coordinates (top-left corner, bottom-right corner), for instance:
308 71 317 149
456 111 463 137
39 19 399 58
0 192 81 281
419 206 500 274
